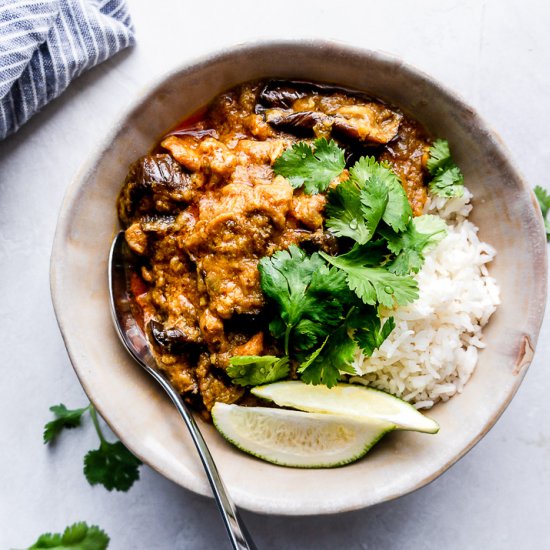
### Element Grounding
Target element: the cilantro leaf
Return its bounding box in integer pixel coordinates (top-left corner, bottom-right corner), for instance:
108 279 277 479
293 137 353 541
336 241 391 268
292 319 329 351
298 325 357 387
273 138 345 194
427 139 464 198
349 156 411 232
383 176 414 231
426 139 451 174
325 179 372 243
534 185 550 241
534 185 550 218
228 356 290 386
26 522 109 550
320 251 419 308
429 166 464 198
259 246 349 354
43 404 89 444
43 402 142 492
352 314 396 357
84 441 142 492
382 214 447 275
360 178 389 237
346 303 395 356
325 171 389 243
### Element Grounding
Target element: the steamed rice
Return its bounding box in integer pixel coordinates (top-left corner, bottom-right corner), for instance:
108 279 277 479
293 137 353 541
351 188 500 409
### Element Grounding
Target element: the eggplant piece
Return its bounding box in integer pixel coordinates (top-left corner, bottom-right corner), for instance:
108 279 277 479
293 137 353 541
265 110 326 137
117 154 191 227
139 214 177 234
149 319 204 354
258 83 309 109
332 105 402 144
166 126 218 140
258 80 373 109
341 141 383 168
260 80 402 145
265 107 401 145
293 229 339 256
223 311 269 335
130 154 188 186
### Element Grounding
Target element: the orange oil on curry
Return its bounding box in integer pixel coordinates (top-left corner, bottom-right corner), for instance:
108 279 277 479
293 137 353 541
151 106 209 153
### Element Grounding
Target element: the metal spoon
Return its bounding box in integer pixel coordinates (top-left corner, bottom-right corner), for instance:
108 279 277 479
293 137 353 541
108 231 256 550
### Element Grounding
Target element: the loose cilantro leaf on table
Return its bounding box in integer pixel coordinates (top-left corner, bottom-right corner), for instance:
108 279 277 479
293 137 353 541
25 521 109 550
427 139 464 198
228 356 290 386
273 138 345 194
43 404 89 444
84 442 142 492
84 406 142 492
534 185 550 240
43 403 142 492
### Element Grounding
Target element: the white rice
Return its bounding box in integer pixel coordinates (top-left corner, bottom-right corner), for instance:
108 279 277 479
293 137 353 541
350 187 500 409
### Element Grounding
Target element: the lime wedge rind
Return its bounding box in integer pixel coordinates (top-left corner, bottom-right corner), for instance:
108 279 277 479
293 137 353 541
212 403 395 468
251 381 439 434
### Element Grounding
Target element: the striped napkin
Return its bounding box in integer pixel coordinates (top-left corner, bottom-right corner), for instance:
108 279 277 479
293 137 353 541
0 0 135 140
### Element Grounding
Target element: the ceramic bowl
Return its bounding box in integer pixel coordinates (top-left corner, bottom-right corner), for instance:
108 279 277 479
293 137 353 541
50 40 547 515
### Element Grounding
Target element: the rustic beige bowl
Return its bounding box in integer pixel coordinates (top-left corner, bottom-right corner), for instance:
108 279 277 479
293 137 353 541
50 41 547 515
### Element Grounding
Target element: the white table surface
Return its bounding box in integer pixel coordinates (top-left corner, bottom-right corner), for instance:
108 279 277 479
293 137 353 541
1 0 549 548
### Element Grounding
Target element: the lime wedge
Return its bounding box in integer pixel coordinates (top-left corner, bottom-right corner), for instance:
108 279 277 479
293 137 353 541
251 381 439 434
212 403 394 468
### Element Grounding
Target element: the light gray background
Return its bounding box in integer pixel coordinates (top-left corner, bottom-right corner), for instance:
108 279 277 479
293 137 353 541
1 0 549 548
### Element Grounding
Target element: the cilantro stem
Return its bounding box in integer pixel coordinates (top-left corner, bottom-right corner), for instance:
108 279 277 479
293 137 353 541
284 325 291 356
89 404 107 447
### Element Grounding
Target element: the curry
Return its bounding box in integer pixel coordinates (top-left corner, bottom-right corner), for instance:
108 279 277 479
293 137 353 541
117 80 430 418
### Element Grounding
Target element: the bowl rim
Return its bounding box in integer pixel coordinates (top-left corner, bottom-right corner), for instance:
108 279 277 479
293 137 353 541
50 38 547 515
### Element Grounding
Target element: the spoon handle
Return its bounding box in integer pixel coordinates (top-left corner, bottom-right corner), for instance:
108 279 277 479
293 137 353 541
145 365 257 550
109 232 256 549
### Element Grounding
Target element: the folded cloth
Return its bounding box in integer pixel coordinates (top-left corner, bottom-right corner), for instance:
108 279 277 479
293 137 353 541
0 0 135 139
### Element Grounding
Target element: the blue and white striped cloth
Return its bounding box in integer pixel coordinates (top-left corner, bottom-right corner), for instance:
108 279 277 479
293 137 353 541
0 0 134 139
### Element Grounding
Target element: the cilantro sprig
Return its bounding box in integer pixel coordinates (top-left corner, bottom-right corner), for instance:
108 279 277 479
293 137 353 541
534 185 550 240
426 139 464 197
320 252 419 308
273 138 345 194
381 214 448 275
85 406 142 492
258 246 349 355
236 139 452 388
44 402 142 492
228 356 290 386
298 324 357 387
43 404 89 443
22 521 109 550
348 156 412 232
